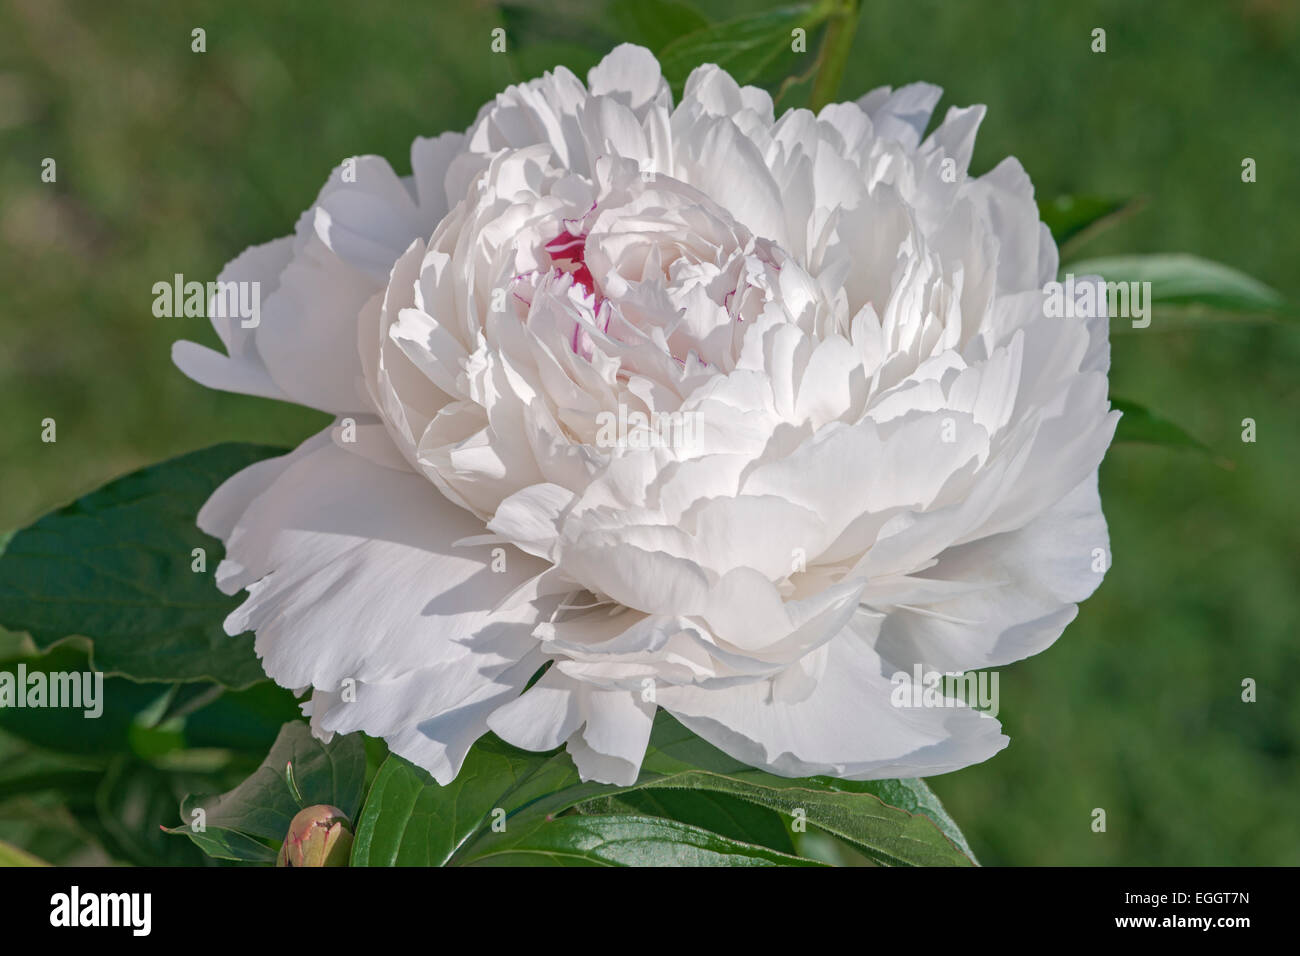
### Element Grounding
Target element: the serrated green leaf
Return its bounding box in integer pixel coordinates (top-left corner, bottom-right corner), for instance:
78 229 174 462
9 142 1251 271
166 721 365 863
1069 253 1294 322
353 712 975 867
0 443 287 687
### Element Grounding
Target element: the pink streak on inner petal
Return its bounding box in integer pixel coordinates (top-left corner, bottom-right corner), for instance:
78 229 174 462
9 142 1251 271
546 228 606 355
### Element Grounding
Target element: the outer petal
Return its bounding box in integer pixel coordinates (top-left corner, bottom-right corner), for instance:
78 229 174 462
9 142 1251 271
587 42 671 114
304 651 544 784
211 437 550 690
175 146 466 414
857 82 943 149
489 668 655 786
658 628 1008 780
197 427 334 541
171 237 294 402
872 471 1110 672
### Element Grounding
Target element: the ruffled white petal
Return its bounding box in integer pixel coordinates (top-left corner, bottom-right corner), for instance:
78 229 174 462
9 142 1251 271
213 438 549 690
658 628 1008 780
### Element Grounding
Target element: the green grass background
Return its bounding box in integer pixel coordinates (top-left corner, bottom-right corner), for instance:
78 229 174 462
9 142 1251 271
1 0 1296 864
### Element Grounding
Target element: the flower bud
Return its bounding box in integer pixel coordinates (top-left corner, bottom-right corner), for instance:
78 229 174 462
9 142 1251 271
276 805 352 867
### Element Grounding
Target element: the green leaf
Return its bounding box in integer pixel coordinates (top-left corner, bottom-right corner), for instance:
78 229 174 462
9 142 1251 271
608 0 709 53
658 2 838 96
0 838 49 866
1111 397 1209 452
807 0 860 113
95 756 211 866
166 721 366 863
180 681 304 753
350 742 519 866
1069 253 1294 322
0 652 303 865
353 712 975 867
497 0 620 52
0 645 169 755
463 814 824 867
0 749 103 804
493 0 707 85
574 788 796 854
0 734 110 864
0 645 300 772
0 797 109 867
1039 195 1145 259
0 443 287 687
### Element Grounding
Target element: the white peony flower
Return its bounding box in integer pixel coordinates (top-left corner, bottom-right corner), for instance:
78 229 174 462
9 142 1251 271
176 44 1116 787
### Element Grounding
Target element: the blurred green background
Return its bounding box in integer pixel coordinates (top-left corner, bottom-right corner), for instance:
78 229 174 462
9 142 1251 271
1 0 1297 865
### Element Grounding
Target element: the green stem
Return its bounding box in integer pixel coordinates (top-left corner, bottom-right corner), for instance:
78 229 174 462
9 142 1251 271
808 0 862 113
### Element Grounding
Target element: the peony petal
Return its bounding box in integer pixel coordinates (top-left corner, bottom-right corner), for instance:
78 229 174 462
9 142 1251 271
307 651 544 784
659 626 1008 780
587 43 670 113
857 82 943 149
873 471 1109 672
567 685 656 785
172 236 294 401
213 439 550 690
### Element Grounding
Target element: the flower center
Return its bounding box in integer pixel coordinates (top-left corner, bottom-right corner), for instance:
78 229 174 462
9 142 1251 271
545 229 599 302
544 226 610 356
528 179 789 374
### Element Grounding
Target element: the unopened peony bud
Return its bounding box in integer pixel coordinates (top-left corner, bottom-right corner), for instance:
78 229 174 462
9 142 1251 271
276 805 352 867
